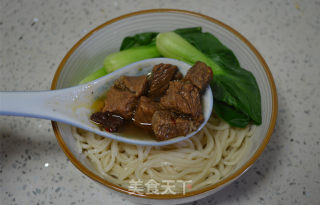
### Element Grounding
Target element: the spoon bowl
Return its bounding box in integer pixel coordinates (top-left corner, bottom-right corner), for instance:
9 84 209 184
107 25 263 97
0 58 213 146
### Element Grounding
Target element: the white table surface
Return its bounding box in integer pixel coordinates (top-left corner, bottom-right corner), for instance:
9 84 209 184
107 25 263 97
1 0 320 204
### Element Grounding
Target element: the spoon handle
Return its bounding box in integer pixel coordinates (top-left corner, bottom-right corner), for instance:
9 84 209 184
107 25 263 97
0 91 68 122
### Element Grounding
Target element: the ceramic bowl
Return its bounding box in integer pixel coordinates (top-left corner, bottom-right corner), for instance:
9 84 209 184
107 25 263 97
51 9 277 204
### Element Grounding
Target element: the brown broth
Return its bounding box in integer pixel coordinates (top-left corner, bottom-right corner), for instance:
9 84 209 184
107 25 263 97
91 97 155 141
116 121 155 141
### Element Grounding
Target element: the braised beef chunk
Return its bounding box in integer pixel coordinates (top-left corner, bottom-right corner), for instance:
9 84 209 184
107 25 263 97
184 61 213 92
90 112 124 132
173 70 183 80
93 61 212 141
133 96 161 130
152 110 195 141
160 81 202 121
102 87 137 120
148 64 181 97
114 75 148 97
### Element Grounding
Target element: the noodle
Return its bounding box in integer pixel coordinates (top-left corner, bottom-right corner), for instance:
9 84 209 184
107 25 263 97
72 116 254 193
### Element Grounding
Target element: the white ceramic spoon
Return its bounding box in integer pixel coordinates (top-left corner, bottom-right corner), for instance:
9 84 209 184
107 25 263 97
0 58 213 146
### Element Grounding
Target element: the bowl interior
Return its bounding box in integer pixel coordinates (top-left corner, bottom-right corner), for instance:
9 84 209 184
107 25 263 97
52 10 276 199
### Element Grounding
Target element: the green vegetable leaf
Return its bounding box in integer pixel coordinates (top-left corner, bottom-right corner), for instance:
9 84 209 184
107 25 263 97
213 100 250 128
176 28 240 68
120 32 159 51
176 29 261 125
212 67 261 124
119 37 136 51
174 27 202 35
